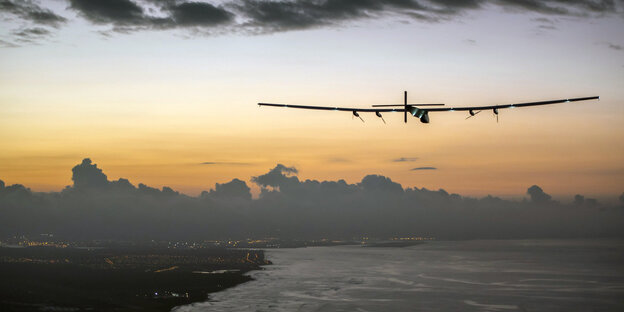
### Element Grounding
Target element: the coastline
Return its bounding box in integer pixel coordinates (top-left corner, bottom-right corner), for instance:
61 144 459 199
0 246 270 311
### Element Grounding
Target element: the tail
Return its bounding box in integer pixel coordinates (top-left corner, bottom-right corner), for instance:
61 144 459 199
404 91 407 123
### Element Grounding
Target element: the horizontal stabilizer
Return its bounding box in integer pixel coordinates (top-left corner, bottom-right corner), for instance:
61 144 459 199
372 104 445 107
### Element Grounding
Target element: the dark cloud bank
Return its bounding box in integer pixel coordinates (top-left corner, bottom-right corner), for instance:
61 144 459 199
1 158 623 241
1 0 623 45
63 0 624 33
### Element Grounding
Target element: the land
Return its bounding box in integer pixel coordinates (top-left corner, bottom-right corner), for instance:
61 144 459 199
0 246 270 311
362 241 426 248
0 235 432 311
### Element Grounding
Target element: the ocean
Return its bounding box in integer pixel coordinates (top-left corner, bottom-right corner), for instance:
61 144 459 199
174 239 624 311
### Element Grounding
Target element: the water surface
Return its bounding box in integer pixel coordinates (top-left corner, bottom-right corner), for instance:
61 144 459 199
175 239 624 311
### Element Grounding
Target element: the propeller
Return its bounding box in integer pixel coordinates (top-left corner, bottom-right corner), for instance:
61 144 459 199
375 111 386 124
466 109 482 119
353 111 364 122
493 108 499 123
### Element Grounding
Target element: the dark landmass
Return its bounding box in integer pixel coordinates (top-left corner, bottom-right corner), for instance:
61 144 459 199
362 241 426 248
0 246 270 311
232 238 358 249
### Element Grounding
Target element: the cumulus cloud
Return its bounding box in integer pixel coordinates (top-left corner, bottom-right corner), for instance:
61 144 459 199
1 158 623 241
203 178 252 201
527 185 552 203
252 164 299 189
573 194 599 207
359 174 403 193
71 158 109 189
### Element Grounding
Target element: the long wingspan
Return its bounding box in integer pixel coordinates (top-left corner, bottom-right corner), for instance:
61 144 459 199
259 96 598 112
258 95 599 123
425 96 599 112
257 103 404 112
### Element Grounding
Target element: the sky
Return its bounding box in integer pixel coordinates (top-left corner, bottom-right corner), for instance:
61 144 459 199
0 0 623 200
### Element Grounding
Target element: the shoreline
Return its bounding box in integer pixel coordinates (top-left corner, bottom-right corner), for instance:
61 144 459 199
0 246 270 311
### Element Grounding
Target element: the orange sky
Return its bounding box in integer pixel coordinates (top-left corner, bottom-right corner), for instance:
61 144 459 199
1 89 622 200
1 5 623 200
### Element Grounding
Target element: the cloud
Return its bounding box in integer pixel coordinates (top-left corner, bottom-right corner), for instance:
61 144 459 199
203 178 252 201
233 0 620 33
411 166 437 170
13 27 50 36
496 0 618 16
0 0 67 27
359 174 403 193
532 16 557 29
607 42 623 50
71 158 109 189
68 0 149 25
573 194 599 207
0 0 67 46
67 0 233 31
393 157 419 162
527 185 552 203
252 164 299 189
532 17 554 23
11 27 51 43
0 38 19 48
327 157 350 163
233 0 439 32
168 1 234 27
3 0 619 44
538 24 557 30
1 158 624 241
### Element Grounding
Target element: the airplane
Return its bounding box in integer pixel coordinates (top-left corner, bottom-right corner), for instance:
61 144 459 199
258 91 599 123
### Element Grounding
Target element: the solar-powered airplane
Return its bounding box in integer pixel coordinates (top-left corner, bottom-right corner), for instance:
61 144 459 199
258 92 599 123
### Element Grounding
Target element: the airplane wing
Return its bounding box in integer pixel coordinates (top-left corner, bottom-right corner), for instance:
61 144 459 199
257 103 404 112
258 95 599 123
425 96 599 112
259 97 597 112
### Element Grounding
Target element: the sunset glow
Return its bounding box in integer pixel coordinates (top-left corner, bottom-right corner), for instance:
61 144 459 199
1 1 622 200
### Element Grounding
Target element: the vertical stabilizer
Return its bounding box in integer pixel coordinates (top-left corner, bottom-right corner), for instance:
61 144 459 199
404 91 407 123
